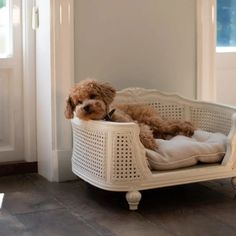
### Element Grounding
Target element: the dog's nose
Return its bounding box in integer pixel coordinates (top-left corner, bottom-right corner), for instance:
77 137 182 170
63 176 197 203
83 104 91 113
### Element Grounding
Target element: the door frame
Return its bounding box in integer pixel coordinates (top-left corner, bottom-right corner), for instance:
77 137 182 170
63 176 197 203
36 0 75 181
196 0 216 102
22 0 37 162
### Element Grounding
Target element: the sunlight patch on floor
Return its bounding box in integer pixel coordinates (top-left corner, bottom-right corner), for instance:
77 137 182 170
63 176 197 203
0 193 5 208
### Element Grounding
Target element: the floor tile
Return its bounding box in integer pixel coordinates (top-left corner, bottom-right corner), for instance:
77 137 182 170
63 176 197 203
1 174 236 236
17 208 101 236
2 190 63 215
0 175 35 193
141 206 236 236
197 201 236 230
0 209 29 236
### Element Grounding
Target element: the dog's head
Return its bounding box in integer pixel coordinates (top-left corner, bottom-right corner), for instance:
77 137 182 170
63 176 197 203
65 79 116 120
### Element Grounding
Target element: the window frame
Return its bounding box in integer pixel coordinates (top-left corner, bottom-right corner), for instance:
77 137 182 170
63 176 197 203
216 0 236 48
0 0 13 58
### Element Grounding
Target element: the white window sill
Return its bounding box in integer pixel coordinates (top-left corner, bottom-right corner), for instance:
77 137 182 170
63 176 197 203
216 47 236 53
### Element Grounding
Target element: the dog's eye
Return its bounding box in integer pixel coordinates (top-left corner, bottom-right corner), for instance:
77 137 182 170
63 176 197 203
90 94 97 99
77 100 82 105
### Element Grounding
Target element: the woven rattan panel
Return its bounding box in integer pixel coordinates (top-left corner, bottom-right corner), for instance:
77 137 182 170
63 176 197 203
190 107 232 135
148 101 185 120
112 133 141 182
72 125 106 180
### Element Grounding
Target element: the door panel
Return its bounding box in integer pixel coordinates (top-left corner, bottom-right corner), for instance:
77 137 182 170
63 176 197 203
0 70 11 147
0 68 24 162
0 0 24 162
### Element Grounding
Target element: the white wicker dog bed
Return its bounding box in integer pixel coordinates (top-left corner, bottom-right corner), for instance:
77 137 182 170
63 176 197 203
71 88 236 210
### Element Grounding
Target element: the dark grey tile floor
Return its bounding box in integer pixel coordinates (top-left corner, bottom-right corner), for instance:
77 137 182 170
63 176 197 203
0 174 236 236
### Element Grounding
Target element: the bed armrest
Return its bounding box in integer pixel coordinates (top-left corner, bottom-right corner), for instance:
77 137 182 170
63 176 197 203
71 118 151 191
222 113 236 167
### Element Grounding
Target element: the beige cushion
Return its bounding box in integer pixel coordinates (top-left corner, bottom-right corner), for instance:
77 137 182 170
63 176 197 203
146 130 227 170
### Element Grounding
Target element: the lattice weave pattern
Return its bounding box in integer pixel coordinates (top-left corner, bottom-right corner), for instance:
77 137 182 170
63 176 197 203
190 107 232 135
148 101 185 120
112 133 141 181
72 124 106 180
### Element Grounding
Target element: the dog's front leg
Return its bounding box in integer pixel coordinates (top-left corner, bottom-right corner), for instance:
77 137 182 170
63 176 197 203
144 117 195 139
138 123 158 151
158 120 195 137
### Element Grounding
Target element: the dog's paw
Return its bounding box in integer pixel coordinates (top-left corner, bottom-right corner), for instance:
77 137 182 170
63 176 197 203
148 140 159 151
181 122 195 137
140 136 158 151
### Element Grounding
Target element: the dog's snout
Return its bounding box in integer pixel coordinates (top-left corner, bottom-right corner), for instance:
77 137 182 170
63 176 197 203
83 104 91 113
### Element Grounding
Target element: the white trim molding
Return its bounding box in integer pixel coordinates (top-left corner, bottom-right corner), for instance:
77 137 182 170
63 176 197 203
22 0 37 162
51 0 75 181
36 0 75 181
196 0 216 101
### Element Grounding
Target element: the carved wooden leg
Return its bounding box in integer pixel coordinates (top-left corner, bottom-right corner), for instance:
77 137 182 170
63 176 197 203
126 191 142 210
231 177 236 195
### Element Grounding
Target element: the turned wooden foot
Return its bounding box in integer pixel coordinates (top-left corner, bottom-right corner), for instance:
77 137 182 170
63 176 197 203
231 177 236 195
126 191 142 210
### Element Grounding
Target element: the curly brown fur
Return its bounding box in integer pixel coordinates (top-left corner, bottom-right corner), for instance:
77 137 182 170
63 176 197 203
65 79 195 150
65 79 116 121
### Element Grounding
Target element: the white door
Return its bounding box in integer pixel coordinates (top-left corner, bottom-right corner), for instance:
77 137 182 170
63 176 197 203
0 0 24 162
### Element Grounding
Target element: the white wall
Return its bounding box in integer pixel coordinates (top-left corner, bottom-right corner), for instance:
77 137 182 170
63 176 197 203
74 0 196 98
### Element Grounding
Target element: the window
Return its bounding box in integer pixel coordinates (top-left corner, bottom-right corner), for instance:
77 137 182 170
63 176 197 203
217 0 236 52
0 0 12 57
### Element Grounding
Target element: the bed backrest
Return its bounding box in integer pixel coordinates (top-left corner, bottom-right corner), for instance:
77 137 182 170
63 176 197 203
114 88 236 135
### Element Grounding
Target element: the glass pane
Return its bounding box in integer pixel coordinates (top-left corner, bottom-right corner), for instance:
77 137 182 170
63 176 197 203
217 0 236 47
0 0 12 57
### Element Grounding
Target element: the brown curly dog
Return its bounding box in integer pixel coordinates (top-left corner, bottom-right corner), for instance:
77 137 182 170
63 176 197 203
65 79 195 151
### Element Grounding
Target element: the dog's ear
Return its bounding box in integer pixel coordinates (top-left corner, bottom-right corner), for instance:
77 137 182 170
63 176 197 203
64 96 75 119
99 82 116 105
